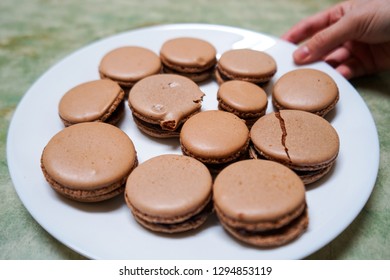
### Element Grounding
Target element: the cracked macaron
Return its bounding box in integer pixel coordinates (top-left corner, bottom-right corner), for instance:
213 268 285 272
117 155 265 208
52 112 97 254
99 46 161 88
41 122 138 202
180 110 250 173
160 37 217 82
250 110 339 184
58 79 125 127
217 80 268 127
213 159 308 247
125 154 213 233
128 74 205 138
215 49 277 85
272 68 339 117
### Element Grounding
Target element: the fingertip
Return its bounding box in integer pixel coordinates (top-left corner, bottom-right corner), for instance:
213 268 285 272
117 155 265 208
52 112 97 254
293 45 311 64
336 65 354 80
281 31 294 42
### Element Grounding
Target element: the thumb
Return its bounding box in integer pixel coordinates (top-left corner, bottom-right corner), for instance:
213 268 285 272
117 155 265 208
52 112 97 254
293 17 354 64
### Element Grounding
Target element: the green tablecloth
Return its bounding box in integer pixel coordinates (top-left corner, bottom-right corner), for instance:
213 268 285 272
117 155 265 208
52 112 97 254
1 0 389 259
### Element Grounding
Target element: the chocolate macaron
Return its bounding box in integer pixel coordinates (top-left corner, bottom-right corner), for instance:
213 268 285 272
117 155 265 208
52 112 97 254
58 79 125 126
250 110 340 184
213 159 308 247
215 49 277 85
272 68 339 117
41 122 138 202
125 154 213 233
160 37 217 82
180 110 250 172
99 46 161 88
217 80 268 127
128 74 205 138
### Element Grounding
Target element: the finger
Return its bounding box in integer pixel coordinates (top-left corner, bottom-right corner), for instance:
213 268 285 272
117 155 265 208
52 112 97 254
293 17 355 64
336 59 366 79
282 2 347 43
323 44 352 67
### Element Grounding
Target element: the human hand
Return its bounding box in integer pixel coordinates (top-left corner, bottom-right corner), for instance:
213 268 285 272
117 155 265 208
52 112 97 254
282 0 390 79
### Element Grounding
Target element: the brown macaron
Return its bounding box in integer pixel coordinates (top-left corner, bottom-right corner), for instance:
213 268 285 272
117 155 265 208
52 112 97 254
217 80 268 127
272 68 339 117
41 122 138 202
213 159 308 247
215 49 277 85
125 154 213 233
180 110 250 172
128 74 205 138
160 37 217 82
250 110 340 184
99 46 161 88
58 79 125 127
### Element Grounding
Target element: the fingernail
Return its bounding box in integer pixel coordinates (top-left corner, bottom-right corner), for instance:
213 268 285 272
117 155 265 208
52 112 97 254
294 45 310 63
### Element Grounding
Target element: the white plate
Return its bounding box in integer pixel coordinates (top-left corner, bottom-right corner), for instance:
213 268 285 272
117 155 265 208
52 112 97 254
7 24 379 259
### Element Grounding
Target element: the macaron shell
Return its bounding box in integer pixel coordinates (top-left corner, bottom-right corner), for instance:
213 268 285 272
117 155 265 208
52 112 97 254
250 110 339 169
213 159 306 223
99 46 161 83
41 122 137 190
160 37 216 70
180 110 249 161
59 79 124 124
129 74 204 130
218 49 276 79
125 154 212 220
217 80 268 113
272 68 339 113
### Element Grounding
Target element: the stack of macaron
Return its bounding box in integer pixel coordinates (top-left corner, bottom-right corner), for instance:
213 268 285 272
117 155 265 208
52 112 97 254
128 74 205 138
160 37 217 83
125 154 213 233
40 34 344 250
250 110 340 185
41 122 138 202
272 68 339 117
215 48 277 85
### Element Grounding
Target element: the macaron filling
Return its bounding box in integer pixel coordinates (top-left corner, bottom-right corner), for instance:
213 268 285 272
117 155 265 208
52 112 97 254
222 207 308 247
125 194 213 233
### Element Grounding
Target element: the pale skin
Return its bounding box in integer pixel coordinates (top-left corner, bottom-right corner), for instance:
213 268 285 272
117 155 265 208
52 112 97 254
282 0 390 79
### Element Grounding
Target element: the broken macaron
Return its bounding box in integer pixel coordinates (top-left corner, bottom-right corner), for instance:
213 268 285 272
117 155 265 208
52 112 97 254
128 74 205 138
250 110 339 184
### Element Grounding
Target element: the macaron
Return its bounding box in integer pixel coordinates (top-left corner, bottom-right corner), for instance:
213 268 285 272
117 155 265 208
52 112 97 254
272 68 339 117
160 37 217 82
98 46 161 88
180 110 250 172
250 110 340 184
213 159 308 247
41 122 138 202
125 154 213 233
128 74 205 138
215 49 277 85
58 79 125 127
217 80 268 127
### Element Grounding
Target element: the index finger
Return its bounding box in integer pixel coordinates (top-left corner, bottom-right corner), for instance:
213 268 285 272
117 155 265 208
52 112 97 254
282 2 348 43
